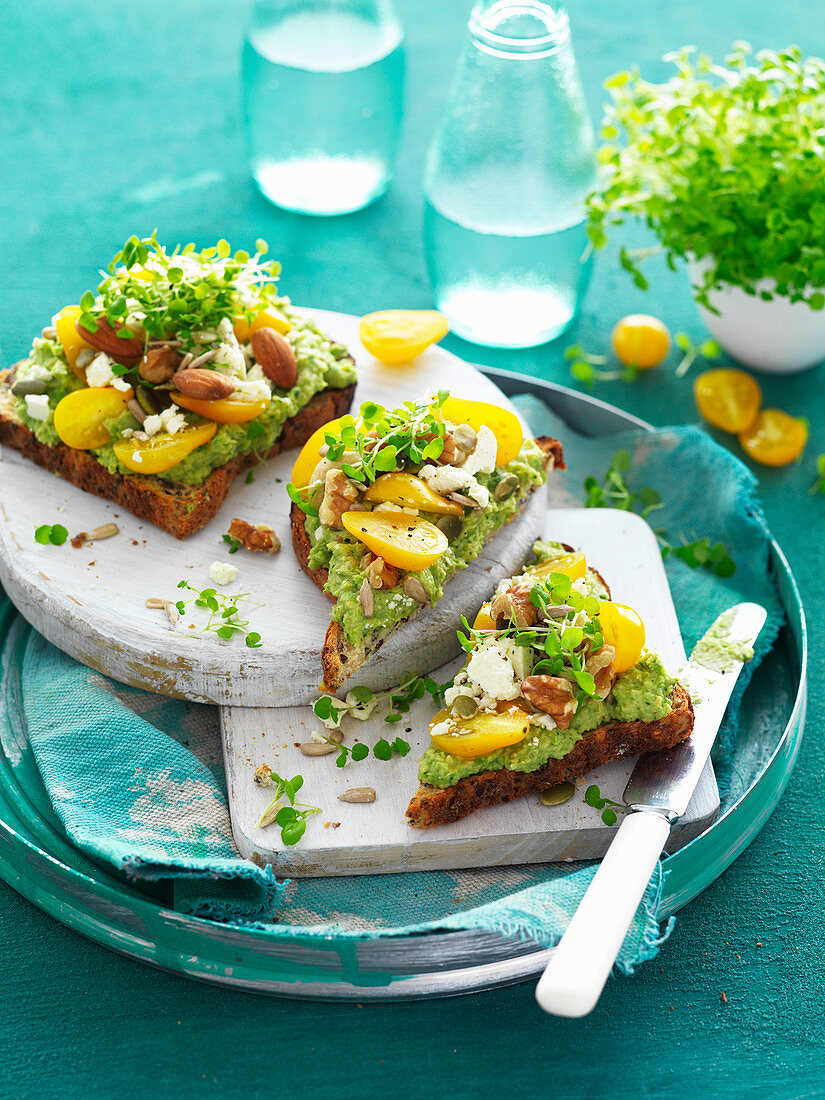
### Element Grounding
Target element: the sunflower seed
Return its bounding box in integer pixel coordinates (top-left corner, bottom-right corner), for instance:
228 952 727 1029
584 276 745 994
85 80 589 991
359 578 374 617
188 348 217 369
337 788 376 803
127 398 147 424
88 523 119 540
403 576 428 603
300 742 339 756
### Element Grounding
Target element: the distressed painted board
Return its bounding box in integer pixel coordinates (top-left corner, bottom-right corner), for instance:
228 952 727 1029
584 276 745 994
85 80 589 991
222 508 719 876
0 308 558 707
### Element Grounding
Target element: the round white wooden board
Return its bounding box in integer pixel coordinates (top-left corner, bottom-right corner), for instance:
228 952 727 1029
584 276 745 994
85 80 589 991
0 309 560 706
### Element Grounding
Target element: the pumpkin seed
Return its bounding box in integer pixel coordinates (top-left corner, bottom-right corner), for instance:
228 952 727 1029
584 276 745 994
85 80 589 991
453 424 477 454
403 576 428 603
493 474 520 501
453 695 478 719
137 387 160 416
359 578 374 617
10 377 48 396
76 348 95 369
540 781 576 806
337 787 376 803
436 514 463 541
327 730 344 744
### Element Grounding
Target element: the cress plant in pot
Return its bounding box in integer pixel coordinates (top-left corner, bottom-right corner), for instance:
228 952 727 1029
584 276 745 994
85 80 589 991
587 43 825 373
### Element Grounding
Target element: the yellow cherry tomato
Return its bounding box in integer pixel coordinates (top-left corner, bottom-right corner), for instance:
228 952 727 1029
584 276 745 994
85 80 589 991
53 386 134 450
113 422 218 474
439 396 524 467
527 551 587 583
171 392 268 424
693 368 762 434
290 417 349 488
611 314 671 370
341 511 448 571
233 307 290 343
429 705 531 758
55 305 95 380
363 472 463 516
359 310 449 366
738 409 808 467
598 601 645 674
473 603 497 630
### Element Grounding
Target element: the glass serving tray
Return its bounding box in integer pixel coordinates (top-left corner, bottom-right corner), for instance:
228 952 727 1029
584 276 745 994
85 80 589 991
0 372 806 999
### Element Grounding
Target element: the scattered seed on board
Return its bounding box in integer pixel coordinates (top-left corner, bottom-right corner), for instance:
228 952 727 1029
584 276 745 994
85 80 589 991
300 741 339 756
540 781 576 806
338 788 376 803
145 597 179 626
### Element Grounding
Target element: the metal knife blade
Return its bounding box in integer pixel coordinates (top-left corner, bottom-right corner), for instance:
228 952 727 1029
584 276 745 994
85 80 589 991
623 602 767 820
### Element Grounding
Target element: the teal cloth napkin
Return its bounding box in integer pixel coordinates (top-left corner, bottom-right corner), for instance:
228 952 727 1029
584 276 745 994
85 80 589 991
8 402 784 972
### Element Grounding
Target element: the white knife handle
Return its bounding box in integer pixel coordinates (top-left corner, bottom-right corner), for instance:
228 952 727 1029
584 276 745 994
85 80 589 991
535 810 671 1018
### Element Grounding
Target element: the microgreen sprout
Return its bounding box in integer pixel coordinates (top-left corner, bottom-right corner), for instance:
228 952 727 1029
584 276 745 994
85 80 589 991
254 771 321 844
660 536 736 578
222 535 241 555
810 454 825 495
175 580 263 646
565 344 638 387
34 523 68 546
673 333 722 378
326 735 411 769
584 784 628 826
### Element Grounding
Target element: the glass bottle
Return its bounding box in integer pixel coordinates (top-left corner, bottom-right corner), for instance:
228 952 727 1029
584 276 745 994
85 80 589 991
423 0 596 348
242 0 405 216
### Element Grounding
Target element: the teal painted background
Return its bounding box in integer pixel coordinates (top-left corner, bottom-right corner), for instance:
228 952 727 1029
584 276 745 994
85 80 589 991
1 0 823 1095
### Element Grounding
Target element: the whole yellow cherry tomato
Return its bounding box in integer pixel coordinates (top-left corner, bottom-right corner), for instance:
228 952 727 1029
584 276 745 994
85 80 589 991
738 409 808 467
439 396 524 467
611 315 671 370
527 550 587 584
233 307 290 343
363 472 463 516
55 305 94 380
53 386 134 450
290 417 349 488
341 511 448 570
598 601 645 674
171 392 268 424
113 422 217 474
693 368 762 434
359 310 449 365
429 704 531 758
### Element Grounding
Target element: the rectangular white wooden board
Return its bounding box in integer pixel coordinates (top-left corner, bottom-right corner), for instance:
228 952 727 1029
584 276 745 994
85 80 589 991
221 508 719 876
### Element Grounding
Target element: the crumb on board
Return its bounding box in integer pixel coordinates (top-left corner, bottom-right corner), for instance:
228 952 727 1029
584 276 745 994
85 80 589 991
720 992 728 1005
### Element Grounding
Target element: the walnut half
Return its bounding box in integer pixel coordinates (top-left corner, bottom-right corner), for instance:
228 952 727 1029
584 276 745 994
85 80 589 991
490 580 538 628
227 518 281 554
318 469 360 528
520 675 577 729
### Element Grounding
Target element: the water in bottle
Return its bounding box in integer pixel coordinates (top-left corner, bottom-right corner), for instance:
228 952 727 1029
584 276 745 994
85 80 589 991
423 0 596 347
242 1 405 216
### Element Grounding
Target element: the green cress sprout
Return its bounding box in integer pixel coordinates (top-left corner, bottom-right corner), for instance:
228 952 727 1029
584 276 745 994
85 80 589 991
175 580 263 647
588 44 825 311
254 771 321 844
34 523 68 546
811 454 825 496
222 535 241 555
584 451 736 577
584 784 628 826
565 333 720 389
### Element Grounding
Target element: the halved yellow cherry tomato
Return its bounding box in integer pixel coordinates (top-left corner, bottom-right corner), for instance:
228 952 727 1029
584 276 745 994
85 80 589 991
341 511 448 570
473 603 497 630
363 472 463 516
598 601 645 674
290 416 349 488
439 396 524 467
55 305 95 380
527 550 587 583
693 368 761 434
113 422 217 474
738 409 808 467
53 386 134 450
611 314 671 370
171 392 268 424
233 307 290 343
359 310 449 366
429 704 531 758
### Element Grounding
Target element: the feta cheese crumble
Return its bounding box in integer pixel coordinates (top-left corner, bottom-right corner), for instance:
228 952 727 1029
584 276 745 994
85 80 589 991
142 405 188 438
86 352 131 392
465 640 521 703
209 560 238 586
24 393 50 420
418 462 490 508
460 424 497 477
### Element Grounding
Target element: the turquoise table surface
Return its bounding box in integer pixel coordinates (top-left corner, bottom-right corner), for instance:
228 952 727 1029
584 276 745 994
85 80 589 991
1 0 823 1096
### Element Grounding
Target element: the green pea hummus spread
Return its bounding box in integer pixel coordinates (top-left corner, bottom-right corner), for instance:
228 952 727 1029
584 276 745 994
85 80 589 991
690 608 754 673
14 309 355 486
418 650 677 787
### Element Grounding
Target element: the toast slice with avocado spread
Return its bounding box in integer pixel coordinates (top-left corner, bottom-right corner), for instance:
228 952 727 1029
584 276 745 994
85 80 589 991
0 235 356 538
405 540 694 827
287 391 563 692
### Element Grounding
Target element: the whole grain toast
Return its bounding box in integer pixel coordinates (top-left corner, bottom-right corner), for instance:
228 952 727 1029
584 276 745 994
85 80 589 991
405 681 695 827
291 435 564 692
0 372 355 539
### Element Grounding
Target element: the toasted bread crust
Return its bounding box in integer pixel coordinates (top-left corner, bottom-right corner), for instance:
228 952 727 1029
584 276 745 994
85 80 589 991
0 376 355 539
290 435 564 691
405 682 694 827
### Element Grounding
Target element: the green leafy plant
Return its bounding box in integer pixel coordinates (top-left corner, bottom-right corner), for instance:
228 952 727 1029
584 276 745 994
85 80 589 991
811 454 825 495
588 44 825 310
222 534 241 555
326 735 411 769
254 772 321 844
584 784 627 826
175 580 263 647
673 333 722 378
34 523 68 546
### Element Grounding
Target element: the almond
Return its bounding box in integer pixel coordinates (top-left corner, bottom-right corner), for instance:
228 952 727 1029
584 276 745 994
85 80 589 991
139 345 182 384
172 368 236 400
76 316 143 363
251 327 297 389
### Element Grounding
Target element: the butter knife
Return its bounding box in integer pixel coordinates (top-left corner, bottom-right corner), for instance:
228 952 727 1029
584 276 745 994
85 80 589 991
535 601 767 1018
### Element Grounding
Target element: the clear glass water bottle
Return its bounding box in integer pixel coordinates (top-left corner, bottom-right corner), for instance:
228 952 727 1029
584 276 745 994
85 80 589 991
242 0 405 216
423 0 596 348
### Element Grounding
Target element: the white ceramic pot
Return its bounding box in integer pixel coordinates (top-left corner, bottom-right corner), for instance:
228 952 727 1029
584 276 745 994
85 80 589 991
688 259 825 374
